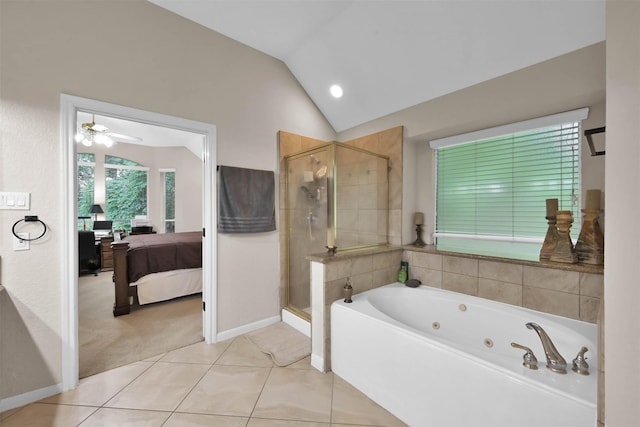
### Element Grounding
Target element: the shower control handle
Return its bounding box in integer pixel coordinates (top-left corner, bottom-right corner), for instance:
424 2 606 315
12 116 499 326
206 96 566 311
511 342 538 370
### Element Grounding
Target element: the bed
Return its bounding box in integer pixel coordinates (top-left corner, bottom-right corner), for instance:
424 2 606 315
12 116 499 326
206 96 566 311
111 231 202 316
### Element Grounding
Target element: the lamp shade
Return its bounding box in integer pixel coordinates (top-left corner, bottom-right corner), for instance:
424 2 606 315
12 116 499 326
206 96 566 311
89 204 104 214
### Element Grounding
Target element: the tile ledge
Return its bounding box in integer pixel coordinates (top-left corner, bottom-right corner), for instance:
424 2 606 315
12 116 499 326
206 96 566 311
306 245 403 264
404 244 603 275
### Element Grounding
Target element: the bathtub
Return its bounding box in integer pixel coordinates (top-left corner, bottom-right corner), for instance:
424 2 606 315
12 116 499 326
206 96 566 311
331 283 597 427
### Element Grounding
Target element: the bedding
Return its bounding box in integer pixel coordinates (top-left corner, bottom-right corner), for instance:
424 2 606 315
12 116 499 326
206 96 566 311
133 267 202 305
124 231 202 283
111 231 202 316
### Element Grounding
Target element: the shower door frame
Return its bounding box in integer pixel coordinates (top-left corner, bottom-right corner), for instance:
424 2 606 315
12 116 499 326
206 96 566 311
284 144 334 321
283 142 391 321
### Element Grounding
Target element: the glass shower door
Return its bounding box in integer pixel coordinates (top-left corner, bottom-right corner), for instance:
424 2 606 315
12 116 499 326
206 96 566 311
285 149 329 319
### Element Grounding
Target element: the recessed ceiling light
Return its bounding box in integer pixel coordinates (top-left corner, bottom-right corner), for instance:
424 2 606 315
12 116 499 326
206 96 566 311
330 84 343 98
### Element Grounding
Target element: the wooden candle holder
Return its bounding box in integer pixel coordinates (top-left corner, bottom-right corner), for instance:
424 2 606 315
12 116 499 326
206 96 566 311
550 210 578 264
575 209 604 265
539 215 559 261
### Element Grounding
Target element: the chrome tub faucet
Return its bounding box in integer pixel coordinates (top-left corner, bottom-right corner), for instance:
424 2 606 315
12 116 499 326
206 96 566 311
525 322 567 374
572 346 590 375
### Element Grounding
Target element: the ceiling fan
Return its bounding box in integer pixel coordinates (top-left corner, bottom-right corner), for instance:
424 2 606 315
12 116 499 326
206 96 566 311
75 114 143 147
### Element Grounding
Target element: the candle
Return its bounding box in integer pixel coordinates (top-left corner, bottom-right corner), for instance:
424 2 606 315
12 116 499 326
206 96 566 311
585 189 601 210
414 212 424 225
545 199 558 217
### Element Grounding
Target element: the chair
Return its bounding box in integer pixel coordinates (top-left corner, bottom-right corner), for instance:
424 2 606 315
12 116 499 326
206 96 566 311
130 226 155 235
93 220 113 232
78 230 99 276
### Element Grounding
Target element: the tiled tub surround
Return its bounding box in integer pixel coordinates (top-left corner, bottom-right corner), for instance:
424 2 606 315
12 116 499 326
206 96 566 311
308 246 403 372
308 245 602 373
405 246 603 324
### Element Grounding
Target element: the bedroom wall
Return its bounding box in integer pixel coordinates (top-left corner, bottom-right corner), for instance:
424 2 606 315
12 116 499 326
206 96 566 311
0 0 335 404
81 143 202 233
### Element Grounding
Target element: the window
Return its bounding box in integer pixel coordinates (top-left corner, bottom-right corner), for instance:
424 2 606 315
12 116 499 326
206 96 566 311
161 169 176 233
105 155 149 231
77 153 95 230
431 108 587 261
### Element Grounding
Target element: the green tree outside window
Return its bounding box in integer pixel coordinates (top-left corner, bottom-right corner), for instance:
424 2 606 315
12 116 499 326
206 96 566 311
105 155 148 232
77 153 95 230
164 171 175 233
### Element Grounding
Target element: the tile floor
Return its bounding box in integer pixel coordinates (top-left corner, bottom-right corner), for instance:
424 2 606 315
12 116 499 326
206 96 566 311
1 334 407 427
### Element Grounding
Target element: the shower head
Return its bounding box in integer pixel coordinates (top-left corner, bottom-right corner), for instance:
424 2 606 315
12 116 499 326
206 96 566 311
314 165 327 180
310 155 321 164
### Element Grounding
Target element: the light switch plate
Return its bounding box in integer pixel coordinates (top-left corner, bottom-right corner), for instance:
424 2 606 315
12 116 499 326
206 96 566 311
0 192 30 210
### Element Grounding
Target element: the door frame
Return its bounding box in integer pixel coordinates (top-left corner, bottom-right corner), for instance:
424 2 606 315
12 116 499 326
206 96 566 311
60 94 217 391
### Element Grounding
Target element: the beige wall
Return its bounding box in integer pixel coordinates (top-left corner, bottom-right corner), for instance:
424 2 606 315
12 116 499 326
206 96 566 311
605 1 640 425
337 42 605 144
0 0 334 404
337 43 607 244
81 143 202 233
3 1 637 421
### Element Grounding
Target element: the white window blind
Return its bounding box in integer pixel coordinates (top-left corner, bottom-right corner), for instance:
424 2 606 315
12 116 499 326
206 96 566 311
431 108 587 261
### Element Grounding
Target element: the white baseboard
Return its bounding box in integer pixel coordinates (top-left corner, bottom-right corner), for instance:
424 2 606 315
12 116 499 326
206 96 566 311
215 315 281 342
282 309 310 337
0 383 62 412
311 354 325 373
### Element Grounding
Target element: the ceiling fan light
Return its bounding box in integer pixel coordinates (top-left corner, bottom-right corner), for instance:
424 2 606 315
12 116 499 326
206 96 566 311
74 132 85 143
81 137 92 147
94 133 114 147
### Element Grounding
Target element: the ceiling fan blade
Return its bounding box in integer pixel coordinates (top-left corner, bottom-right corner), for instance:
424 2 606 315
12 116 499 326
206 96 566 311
91 123 108 132
107 132 143 142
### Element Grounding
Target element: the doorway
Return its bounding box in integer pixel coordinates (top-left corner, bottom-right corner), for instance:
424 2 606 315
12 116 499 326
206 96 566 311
60 94 217 391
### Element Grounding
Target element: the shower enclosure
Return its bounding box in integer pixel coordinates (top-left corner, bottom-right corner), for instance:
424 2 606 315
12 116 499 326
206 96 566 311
284 142 390 320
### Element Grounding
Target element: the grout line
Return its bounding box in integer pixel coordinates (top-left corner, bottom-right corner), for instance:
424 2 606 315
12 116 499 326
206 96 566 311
166 362 213 425
96 359 156 410
247 363 274 422
162 336 240 423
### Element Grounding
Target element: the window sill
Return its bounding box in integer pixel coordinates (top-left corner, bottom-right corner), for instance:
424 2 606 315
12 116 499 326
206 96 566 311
403 244 603 275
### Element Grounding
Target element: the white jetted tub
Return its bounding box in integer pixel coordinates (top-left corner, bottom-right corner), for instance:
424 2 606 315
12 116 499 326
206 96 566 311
331 283 597 427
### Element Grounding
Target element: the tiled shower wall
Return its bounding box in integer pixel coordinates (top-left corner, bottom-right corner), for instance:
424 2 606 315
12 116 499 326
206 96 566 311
335 146 389 247
278 127 403 310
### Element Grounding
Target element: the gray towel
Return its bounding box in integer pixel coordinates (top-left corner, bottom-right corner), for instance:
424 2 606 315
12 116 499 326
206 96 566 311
218 165 276 233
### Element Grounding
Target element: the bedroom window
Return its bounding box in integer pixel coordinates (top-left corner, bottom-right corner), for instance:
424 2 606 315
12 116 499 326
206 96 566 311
431 108 588 261
161 169 176 233
105 155 149 232
77 153 96 230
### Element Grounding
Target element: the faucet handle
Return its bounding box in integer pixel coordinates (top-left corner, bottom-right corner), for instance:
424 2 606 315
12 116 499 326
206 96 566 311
511 342 538 370
572 346 590 375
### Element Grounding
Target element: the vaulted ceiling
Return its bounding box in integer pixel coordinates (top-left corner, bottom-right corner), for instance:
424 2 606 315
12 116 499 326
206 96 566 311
148 0 605 133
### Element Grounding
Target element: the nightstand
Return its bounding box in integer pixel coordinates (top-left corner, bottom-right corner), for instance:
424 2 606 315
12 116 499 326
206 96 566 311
100 236 114 271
